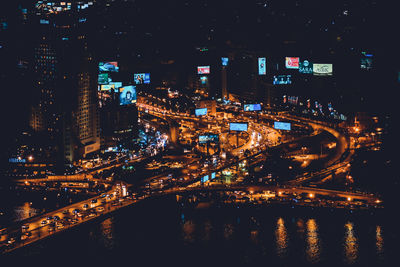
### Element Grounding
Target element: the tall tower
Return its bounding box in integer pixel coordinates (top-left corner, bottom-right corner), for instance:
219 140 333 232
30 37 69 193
31 1 99 167
221 57 228 99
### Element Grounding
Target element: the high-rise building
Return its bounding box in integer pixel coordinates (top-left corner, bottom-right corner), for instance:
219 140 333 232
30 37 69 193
29 1 100 167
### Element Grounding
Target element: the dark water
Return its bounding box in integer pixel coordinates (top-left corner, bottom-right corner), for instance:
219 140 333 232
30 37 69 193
4 196 396 267
0 188 87 228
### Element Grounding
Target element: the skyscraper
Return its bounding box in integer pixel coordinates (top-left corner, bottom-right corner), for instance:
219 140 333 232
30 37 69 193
30 1 99 167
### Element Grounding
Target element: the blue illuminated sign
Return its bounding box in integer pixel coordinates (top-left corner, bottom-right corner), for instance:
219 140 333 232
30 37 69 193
274 121 291 131
229 122 248 131
221 57 229 66
244 104 261 111
195 108 207 116
258 57 266 75
201 175 209 183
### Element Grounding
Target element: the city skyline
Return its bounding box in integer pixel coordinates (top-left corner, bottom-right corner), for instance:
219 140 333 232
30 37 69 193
0 0 397 266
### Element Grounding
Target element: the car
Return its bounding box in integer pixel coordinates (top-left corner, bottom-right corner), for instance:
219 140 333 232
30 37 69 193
72 208 80 214
22 224 29 230
83 204 89 209
62 209 69 214
53 216 60 221
96 207 104 212
91 199 98 204
41 220 47 225
46 216 53 221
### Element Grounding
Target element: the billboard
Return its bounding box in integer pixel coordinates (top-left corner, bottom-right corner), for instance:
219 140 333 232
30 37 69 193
274 121 291 131
134 73 150 84
195 108 207 116
98 73 109 85
221 57 229 66
198 134 219 144
285 57 299 69
313 64 333 76
273 75 292 85
361 53 373 70
244 104 261 111
109 82 123 92
211 172 216 179
197 66 210 74
258 57 266 75
201 175 209 183
99 62 119 72
100 84 115 91
229 122 248 131
119 86 137 105
299 60 313 74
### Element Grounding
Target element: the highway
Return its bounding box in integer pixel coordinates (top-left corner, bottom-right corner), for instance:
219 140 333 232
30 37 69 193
1 100 382 255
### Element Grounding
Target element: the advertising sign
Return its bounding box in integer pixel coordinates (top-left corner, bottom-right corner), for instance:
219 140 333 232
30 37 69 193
197 66 210 74
258 57 266 75
211 172 216 179
119 86 137 105
221 57 229 66
229 122 248 131
273 75 292 85
201 175 209 183
100 84 115 91
195 108 207 116
244 104 262 111
285 57 299 69
361 52 373 70
198 134 219 144
99 62 119 72
134 73 150 84
299 60 313 74
98 73 109 85
313 64 333 76
274 121 291 131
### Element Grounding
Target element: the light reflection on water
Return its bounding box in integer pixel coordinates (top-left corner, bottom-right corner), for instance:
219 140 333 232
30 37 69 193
376 225 384 256
344 222 358 264
306 218 321 263
223 223 234 240
182 220 195 242
100 217 115 249
275 217 288 258
12 202 40 222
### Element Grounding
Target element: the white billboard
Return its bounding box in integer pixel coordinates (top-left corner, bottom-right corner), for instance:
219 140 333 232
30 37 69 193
313 64 333 76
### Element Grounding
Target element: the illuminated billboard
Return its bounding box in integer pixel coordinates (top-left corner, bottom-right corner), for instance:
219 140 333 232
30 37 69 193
244 104 261 111
109 82 123 92
285 57 299 69
313 64 333 76
197 66 210 74
273 75 292 85
100 84 115 91
99 62 119 72
119 86 137 105
98 73 109 85
200 76 208 85
258 57 266 75
211 172 216 179
229 122 248 131
201 175 209 183
299 60 313 74
198 134 219 144
221 57 229 66
134 73 150 84
195 108 207 116
361 53 373 70
274 121 291 131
